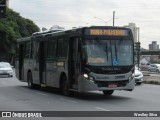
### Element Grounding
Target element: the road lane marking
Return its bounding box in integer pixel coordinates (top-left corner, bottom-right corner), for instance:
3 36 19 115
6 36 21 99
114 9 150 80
59 97 78 103
20 88 27 91
36 92 48 96
0 81 6 84
95 107 112 111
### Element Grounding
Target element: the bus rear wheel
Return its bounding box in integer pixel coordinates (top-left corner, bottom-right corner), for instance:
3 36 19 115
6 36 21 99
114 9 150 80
27 72 34 89
61 75 70 96
102 90 114 95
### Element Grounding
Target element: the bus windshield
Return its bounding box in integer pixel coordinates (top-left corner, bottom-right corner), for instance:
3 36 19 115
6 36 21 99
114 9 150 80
82 39 133 66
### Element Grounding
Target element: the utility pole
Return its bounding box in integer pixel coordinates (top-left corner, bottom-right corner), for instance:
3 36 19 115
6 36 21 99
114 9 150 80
113 11 115 26
137 27 140 70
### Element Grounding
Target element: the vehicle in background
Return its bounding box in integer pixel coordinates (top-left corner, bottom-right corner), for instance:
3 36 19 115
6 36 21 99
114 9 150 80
135 65 141 71
148 64 160 73
135 67 143 85
0 62 13 77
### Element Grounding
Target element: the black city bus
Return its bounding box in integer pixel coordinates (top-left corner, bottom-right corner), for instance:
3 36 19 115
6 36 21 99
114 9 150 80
15 26 135 95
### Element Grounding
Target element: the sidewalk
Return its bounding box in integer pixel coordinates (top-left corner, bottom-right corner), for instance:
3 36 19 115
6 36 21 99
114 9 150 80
142 71 160 85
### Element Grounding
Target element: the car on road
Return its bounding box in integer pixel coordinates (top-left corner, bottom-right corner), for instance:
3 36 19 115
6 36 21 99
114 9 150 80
135 66 143 85
148 64 160 73
0 62 13 77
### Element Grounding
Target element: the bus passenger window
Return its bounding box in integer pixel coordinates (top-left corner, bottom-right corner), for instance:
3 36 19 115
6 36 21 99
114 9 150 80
47 39 56 60
57 38 68 58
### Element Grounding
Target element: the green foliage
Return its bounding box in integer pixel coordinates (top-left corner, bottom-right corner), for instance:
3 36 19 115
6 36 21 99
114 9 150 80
0 8 40 57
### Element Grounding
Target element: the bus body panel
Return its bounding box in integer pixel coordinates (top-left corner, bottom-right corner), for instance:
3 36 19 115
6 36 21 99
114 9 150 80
45 60 58 87
78 71 135 92
78 75 135 92
46 60 69 88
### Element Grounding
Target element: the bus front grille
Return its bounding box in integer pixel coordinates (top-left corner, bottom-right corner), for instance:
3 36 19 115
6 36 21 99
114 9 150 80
95 80 128 87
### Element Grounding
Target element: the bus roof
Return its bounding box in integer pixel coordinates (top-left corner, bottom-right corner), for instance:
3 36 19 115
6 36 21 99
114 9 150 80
17 26 132 43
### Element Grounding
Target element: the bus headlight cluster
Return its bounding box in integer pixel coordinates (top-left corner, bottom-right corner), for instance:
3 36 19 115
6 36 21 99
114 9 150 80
83 74 89 79
83 74 94 83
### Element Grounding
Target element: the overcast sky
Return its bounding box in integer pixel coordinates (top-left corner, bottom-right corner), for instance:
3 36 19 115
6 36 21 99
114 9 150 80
9 0 160 49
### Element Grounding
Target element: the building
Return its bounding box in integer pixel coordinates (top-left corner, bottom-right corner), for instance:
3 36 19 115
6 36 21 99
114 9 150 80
6 0 9 7
149 41 159 50
124 23 138 43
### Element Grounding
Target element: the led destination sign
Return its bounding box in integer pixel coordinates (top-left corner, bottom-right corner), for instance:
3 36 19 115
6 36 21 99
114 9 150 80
86 29 129 36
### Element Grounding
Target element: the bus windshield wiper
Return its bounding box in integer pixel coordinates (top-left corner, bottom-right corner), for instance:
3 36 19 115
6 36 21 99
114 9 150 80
115 43 118 60
106 44 108 61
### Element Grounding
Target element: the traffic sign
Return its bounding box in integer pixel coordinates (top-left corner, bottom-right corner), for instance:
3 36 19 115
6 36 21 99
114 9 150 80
0 0 6 18
0 0 6 5
0 6 6 18
135 42 141 51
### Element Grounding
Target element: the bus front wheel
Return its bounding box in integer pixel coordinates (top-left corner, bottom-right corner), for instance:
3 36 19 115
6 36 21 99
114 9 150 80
102 90 114 95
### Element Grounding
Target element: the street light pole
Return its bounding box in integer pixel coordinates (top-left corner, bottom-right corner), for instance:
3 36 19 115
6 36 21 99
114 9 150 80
113 11 115 26
137 27 141 70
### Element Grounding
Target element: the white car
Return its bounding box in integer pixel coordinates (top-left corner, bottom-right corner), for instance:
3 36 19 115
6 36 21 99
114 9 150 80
148 64 160 73
135 67 143 85
0 62 13 77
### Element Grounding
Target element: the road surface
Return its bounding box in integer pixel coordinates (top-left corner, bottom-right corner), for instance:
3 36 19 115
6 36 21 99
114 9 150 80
0 75 160 120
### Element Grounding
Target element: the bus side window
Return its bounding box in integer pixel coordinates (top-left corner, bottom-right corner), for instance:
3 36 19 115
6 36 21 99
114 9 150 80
57 38 68 58
35 42 39 62
30 42 33 59
47 38 56 60
24 42 31 59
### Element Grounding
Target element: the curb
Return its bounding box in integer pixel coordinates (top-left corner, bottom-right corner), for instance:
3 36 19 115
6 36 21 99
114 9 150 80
143 73 160 85
143 74 150 76
143 80 160 85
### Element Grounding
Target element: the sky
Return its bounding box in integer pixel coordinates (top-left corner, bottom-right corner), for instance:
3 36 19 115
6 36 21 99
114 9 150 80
9 0 160 49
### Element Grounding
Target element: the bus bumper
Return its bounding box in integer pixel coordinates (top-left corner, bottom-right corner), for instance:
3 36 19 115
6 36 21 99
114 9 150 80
77 75 135 92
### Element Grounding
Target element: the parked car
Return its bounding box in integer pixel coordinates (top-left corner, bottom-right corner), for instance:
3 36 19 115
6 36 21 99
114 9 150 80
0 62 13 77
135 67 143 85
148 64 160 73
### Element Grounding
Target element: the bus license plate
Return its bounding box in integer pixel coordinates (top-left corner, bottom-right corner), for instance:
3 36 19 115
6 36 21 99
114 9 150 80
108 84 117 88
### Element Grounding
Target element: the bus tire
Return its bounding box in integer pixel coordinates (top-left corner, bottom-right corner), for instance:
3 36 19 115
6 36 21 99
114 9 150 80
27 72 34 89
136 82 142 85
102 90 114 95
61 75 70 96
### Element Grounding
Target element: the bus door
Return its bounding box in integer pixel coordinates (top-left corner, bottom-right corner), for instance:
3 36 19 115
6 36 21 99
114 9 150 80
39 41 46 86
69 37 81 89
18 44 25 80
45 38 58 88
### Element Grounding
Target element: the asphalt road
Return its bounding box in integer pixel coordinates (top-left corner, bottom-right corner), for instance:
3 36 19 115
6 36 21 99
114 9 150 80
0 75 160 120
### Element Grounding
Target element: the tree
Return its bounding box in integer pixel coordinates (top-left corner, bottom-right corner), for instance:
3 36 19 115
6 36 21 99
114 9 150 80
0 8 40 62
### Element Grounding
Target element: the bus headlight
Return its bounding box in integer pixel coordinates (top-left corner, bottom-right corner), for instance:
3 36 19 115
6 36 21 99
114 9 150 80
89 76 94 83
83 74 94 82
83 74 89 79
